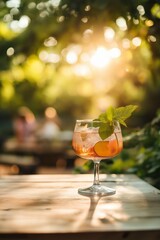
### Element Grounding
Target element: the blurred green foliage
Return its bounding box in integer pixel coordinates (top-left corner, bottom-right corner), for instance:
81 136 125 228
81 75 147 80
0 1 160 186
123 110 160 189
0 0 160 129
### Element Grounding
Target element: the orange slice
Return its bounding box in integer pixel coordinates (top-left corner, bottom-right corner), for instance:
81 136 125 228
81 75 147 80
93 141 110 157
94 140 120 157
109 140 118 155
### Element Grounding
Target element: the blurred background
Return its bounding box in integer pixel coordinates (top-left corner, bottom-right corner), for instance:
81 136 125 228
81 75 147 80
0 0 160 188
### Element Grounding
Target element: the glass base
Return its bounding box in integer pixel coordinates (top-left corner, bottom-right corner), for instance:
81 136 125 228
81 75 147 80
78 184 116 196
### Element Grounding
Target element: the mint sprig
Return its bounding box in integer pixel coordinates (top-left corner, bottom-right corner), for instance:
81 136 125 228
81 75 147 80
94 105 138 140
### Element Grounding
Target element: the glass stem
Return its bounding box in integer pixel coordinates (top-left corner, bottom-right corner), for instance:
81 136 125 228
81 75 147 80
93 161 100 186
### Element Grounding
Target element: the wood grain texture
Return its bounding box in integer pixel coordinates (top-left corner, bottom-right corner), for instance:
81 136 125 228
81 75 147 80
0 174 160 240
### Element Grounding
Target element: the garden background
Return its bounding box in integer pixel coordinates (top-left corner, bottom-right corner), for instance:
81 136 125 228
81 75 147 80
0 0 160 188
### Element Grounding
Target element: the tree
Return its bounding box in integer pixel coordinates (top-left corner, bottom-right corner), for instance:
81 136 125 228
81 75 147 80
0 0 160 127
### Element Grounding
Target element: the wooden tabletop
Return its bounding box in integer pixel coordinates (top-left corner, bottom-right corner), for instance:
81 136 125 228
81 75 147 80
0 174 160 240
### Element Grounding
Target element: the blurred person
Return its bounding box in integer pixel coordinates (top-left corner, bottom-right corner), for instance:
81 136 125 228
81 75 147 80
13 106 36 142
36 107 61 141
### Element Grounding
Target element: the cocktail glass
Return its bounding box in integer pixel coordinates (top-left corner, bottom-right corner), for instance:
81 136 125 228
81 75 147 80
72 119 123 196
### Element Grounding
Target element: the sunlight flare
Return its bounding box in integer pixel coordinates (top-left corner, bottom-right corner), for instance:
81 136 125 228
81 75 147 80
90 47 110 69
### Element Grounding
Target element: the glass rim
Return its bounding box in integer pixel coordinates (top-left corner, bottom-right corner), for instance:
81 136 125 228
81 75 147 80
76 119 98 123
76 119 119 123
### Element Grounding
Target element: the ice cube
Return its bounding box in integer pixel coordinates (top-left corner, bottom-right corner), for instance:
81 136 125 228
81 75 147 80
81 128 101 148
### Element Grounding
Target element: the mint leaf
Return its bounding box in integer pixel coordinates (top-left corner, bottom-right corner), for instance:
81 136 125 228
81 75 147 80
93 119 100 127
98 107 114 123
95 105 138 140
99 122 114 140
106 106 114 122
99 112 108 122
113 105 138 126
118 119 127 127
